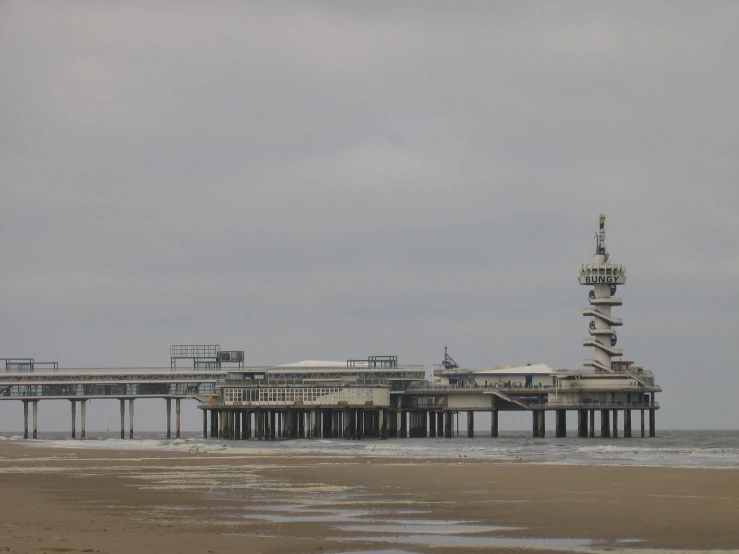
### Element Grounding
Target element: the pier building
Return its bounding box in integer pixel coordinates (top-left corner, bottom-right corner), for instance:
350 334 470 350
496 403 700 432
2 215 660 440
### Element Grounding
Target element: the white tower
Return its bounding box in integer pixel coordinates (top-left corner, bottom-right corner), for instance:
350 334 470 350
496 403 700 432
579 214 627 372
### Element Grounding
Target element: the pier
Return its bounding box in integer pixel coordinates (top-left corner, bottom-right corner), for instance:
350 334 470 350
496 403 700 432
2 215 661 440
0 356 660 440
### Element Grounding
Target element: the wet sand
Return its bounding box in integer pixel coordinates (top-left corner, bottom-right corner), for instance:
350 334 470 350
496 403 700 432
1 442 738 553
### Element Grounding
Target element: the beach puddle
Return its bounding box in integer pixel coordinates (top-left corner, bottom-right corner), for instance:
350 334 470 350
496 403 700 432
233 512 363 523
240 505 428 517
339 523 520 534
337 534 680 552
340 534 595 549
336 551 419 554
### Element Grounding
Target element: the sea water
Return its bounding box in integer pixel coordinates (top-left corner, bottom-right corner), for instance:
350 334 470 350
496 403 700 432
3 429 738 469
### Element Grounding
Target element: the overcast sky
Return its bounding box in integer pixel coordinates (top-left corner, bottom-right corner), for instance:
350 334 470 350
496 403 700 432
1 2 737 432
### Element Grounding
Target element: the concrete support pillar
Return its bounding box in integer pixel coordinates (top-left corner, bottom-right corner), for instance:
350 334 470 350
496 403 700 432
532 410 538 438
120 399 125 439
310 408 321 439
589 409 595 438
491 410 499 438
649 409 656 438
166 398 172 439
379 409 387 439
210 410 217 438
467 411 474 438
288 410 295 438
343 409 351 439
297 410 305 439
640 409 645 438
235 410 241 440
578 409 588 438
600 409 610 438
624 410 632 438
428 411 436 438
80 400 86 440
32 401 38 439
539 410 547 439
612 409 619 438
444 411 452 438
23 401 29 439
176 399 181 439
270 410 276 440
538 410 546 438
71 400 77 439
128 399 134 439
203 410 208 439
556 410 566 438
399 411 407 438
254 411 261 440
340 409 348 439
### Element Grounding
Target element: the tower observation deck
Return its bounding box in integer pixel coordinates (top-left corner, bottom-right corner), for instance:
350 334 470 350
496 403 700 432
579 214 627 372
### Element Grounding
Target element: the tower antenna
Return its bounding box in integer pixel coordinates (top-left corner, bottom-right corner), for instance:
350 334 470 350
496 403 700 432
595 213 608 259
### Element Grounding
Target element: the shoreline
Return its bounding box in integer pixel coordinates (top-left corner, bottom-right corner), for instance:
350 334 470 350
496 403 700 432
3 433 739 471
2 442 739 553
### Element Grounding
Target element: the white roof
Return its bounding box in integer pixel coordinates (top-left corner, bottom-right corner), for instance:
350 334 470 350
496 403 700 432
278 360 354 368
470 363 555 375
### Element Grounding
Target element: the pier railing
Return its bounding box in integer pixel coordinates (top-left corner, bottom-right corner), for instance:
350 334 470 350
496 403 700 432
407 382 554 391
530 400 660 410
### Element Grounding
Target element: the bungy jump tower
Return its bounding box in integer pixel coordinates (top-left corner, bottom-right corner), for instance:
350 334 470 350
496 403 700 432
581 214 626 372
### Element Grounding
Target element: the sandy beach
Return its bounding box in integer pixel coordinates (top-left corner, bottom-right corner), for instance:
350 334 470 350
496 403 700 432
1 441 738 554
